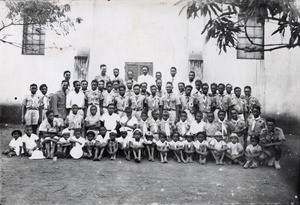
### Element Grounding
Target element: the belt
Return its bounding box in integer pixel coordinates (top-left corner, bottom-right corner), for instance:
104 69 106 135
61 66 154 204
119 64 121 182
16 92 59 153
27 107 38 110
89 103 99 106
133 108 142 111
165 108 175 111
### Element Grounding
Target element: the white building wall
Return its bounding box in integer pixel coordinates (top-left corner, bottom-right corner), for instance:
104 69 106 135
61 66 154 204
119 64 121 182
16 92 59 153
0 0 299 131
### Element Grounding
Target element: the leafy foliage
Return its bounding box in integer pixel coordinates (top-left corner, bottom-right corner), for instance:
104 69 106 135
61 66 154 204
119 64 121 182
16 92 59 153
176 0 300 53
0 0 82 47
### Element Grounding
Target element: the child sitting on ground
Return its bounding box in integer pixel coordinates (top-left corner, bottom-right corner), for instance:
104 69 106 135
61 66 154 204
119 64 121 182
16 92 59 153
130 129 144 163
43 129 59 159
83 131 96 159
69 128 86 149
156 133 169 163
194 132 208 165
22 125 40 156
107 130 118 160
94 126 109 161
56 128 71 158
182 132 195 163
169 132 185 163
225 133 244 165
244 135 262 169
2 130 23 157
208 131 228 165
143 131 156 162
117 127 132 161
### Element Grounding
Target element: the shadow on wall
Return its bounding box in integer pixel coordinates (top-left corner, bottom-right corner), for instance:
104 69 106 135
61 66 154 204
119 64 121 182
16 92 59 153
0 104 299 135
263 113 300 136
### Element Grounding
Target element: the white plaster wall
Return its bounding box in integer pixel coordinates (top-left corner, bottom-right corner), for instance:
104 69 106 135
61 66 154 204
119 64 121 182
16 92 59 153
87 0 189 84
1 0 299 121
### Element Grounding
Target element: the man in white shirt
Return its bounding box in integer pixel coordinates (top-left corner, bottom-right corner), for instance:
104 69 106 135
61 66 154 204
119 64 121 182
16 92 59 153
66 81 85 117
137 66 155 88
184 71 196 88
165 67 180 94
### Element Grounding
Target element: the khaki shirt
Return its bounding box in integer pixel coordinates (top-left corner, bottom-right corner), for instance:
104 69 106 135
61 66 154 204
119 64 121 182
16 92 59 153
160 93 180 110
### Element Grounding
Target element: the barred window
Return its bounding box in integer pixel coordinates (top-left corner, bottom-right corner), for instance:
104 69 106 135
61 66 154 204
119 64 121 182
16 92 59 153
22 23 45 55
237 14 264 60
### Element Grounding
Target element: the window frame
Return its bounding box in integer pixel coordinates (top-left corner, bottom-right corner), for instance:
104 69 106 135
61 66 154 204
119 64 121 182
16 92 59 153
22 20 46 55
237 13 265 60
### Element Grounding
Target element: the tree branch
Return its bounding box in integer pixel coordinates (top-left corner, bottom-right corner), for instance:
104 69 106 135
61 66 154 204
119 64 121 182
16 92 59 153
0 38 22 48
237 43 300 52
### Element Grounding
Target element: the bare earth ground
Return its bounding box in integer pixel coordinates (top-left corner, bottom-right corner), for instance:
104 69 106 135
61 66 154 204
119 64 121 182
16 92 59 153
0 124 299 205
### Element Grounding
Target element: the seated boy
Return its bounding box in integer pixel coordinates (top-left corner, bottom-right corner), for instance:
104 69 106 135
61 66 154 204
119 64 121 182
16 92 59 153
244 135 262 169
83 131 96 159
226 133 244 165
2 130 23 157
169 132 185 163
203 112 220 142
182 132 195 163
194 132 208 164
190 111 206 135
159 110 175 141
69 128 86 148
246 105 266 146
107 130 119 160
149 109 161 141
137 111 149 138
56 128 71 158
176 111 190 141
259 118 285 169
130 129 144 163
85 105 101 135
65 104 84 137
143 131 156 162
43 129 59 159
100 104 121 133
156 133 169 163
22 125 40 156
216 110 230 142
207 131 228 165
117 127 133 161
94 126 109 161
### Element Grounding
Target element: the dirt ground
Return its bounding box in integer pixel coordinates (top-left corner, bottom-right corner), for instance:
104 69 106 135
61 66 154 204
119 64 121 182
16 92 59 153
0 124 299 205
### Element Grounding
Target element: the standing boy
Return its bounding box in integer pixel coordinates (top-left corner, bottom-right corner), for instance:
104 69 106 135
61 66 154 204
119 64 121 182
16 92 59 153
160 82 180 123
22 84 41 134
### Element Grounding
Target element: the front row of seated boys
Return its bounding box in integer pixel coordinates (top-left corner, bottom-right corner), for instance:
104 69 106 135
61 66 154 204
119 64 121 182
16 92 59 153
3 117 284 169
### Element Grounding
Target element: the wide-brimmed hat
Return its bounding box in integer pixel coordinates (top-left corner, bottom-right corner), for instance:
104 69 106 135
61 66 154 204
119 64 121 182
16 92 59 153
70 147 83 159
29 150 45 160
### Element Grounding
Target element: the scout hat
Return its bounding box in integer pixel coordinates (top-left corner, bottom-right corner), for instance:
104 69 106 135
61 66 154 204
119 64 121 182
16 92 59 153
230 133 239 139
62 128 70 135
29 150 45 160
214 131 222 137
119 127 128 133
